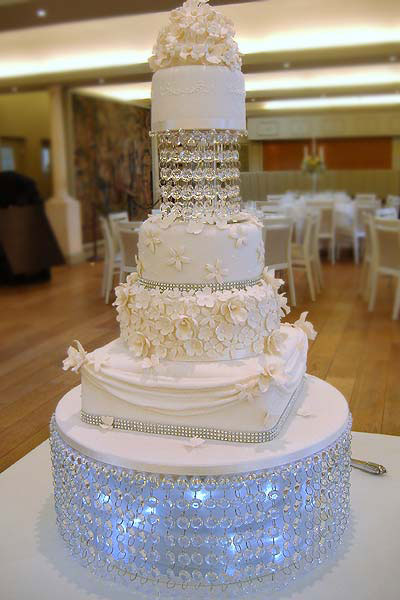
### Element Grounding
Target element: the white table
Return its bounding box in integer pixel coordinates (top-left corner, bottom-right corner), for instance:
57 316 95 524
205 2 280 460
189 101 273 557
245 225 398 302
1 432 399 600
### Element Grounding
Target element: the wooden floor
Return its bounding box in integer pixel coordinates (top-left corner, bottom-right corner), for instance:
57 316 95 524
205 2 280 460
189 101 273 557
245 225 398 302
1 257 399 472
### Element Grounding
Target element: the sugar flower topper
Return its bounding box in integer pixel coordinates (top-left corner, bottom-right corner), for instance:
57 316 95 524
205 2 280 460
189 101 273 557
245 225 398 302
149 0 242 72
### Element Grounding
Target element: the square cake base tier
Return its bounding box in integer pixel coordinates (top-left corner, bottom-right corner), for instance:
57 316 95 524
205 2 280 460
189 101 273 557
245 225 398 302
50 375 351 593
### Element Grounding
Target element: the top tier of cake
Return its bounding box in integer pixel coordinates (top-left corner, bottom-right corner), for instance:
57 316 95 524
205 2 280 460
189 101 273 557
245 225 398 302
151 65 246 132
149 0 245 132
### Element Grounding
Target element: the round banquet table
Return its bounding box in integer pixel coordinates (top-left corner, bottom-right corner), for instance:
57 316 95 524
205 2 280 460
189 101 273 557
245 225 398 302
0 429 399 599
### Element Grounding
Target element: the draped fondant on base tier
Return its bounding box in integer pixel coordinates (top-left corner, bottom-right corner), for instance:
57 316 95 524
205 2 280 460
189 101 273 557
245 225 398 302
81 325 308 433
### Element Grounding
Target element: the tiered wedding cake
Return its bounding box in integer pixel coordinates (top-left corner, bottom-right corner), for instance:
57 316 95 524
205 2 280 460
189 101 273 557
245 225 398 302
51 1 351 594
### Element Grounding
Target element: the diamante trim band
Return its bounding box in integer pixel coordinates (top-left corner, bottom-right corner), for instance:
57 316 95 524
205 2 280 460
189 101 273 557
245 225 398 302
80 378 305 444
138 276 263 293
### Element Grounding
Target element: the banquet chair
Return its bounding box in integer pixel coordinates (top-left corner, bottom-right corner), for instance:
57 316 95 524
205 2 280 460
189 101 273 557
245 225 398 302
291 213 320 301
368 218 400 319
108 211 128 253
314 203 336 264
99 215 121 304
387 195 400 217
266 195 284 204
336 199 379 263
263 218 296 306
116 221 139 283
355 194 378 204
376 207 398 219
359 214 374 301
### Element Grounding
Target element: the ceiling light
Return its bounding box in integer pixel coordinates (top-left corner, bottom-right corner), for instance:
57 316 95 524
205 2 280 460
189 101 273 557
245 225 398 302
283 62 290 69
262 94 400 111
389 55 397 62
11 86 18 92
245 64 400 93
98 78 105 84
36 9 47 18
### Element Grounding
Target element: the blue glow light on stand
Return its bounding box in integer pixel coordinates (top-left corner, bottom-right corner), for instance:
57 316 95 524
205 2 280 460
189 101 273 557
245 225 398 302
50 416 351 595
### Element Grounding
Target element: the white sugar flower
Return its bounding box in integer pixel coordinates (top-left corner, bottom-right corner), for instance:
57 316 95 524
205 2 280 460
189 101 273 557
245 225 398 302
247 284 265 301
134 289 152 310
205 258 228 284
198 324 213 341
135 255 144 277
184 339 203 357
144 228 161 254
229 225 248 249
262 267 284 291
216 321 235 342
175 316 197 341
126 271 139 285
113 283 131 308
265 329 286 354
235 381 262 407
294 312 317 340
87 352 110 373
158 212 177 229
186 220 205 235
215 217 229 230
195 287 215 308
166 246 191 271
157 316 174 336
62 340 87 373
258 359 287 392
256 240 265 266
221 296 248 324
246 309 261 330
141 354 160 370
128 332 151 358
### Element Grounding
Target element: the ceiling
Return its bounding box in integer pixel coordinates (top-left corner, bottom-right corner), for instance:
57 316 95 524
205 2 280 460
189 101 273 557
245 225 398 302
0 0 400 114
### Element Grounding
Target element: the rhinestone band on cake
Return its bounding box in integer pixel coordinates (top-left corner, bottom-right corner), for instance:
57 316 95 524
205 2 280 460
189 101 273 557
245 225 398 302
80 376 304 444
138 276 263 293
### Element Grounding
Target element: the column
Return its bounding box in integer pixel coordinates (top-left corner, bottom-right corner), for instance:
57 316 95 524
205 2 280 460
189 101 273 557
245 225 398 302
45 85 84 264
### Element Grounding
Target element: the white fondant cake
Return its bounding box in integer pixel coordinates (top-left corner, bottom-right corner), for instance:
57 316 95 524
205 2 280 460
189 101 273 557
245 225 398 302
52 2 351 591
138 214 262 284
81 324 307 432
151 65 246 131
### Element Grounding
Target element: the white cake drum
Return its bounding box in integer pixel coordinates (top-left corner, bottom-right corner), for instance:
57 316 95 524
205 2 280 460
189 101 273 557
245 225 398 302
55 375 350 476
151 66 246 132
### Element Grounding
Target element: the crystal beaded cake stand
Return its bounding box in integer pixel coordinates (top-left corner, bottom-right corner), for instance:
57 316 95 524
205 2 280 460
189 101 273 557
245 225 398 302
50 375 351 597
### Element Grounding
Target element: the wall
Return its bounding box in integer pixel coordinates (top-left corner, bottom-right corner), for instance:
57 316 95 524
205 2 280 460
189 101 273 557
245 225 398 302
262 137 393 171
240 170 400 201
0 91 51 199
72 94 151 243
248 110 400 141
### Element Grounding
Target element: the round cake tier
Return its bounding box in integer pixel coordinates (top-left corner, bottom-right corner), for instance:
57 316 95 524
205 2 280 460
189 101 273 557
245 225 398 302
151 65 246 131
138 217 263 285
50 376 351 592
55 375 349 475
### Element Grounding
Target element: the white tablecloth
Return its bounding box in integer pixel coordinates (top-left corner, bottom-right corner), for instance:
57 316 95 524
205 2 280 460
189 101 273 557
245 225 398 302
1 432 399 600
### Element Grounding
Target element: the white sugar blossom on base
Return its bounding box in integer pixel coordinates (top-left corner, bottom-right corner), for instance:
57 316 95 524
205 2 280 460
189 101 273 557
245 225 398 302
62 340 87 373
149 0 242 72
